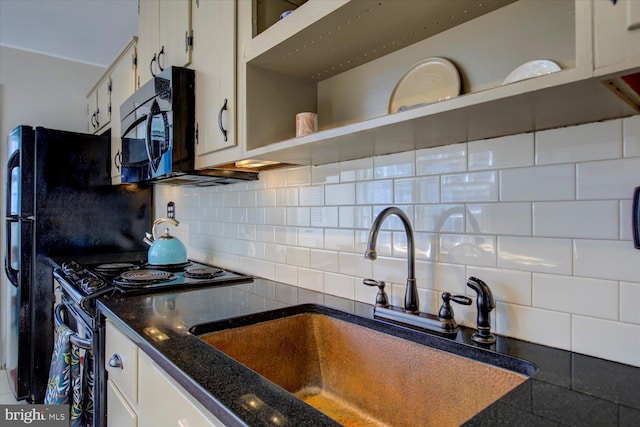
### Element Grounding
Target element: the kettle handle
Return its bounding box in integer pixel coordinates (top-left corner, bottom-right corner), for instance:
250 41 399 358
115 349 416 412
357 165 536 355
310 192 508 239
152 218 180 240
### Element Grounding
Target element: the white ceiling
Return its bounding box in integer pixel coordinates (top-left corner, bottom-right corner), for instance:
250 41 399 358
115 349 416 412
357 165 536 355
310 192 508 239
0 0 139 68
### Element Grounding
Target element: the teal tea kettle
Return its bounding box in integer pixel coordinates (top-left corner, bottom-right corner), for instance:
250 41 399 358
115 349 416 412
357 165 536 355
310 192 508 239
145 218 188 265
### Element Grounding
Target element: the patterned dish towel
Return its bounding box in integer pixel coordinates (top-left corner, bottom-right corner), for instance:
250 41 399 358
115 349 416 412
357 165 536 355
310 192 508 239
45 324 94 427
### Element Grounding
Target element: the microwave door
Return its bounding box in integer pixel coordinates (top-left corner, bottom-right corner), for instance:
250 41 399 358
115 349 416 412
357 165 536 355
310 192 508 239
145 99 170 174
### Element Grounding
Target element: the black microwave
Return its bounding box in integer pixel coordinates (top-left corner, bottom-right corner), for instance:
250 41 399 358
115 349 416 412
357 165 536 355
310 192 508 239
119 66 257 186
120 66 195 183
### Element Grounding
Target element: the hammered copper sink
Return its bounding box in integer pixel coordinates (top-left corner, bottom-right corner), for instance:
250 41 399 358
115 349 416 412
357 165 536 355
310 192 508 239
194 305 533 427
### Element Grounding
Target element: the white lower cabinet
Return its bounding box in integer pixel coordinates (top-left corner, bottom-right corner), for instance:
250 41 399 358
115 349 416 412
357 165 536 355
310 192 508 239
105 321 223 427
107 381 137 427
138 352 223 427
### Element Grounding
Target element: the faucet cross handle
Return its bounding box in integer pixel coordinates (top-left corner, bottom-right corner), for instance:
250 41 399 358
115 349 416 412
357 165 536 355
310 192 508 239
363 279 390 308
438 292 472 320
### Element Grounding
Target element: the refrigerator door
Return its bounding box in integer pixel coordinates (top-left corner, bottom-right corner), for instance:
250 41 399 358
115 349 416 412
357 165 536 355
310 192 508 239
4 218 34 400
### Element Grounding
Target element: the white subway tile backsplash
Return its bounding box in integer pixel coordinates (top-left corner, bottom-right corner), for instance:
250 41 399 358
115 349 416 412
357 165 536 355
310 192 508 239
501 164 575 201
498 237 572 275
467 203 531 236
577 157 640 200
324 228 355 252
439 234 496 267
311 164 340 184
434 262 466 294
325 183 355 205
264 243 286 263
496 303 571 350
286 166 311 186
416 143 467 176
276 187 298 206
469 133 534 171
533 274 618 320
338 252 372 278
286 246 310 268
574 239 640 282
351 206 374 229
620 282 640 325
299 186 324 206
297 268 324 292
265 207 286 226
340 157 374 182
298 227 324 248
275 264 297 286
415 204 465 233
356 180 393 205
310 206 338 228
323 273 355 299
286 207 310 227
309 249 340 274
371 256 408 285
620 200 633 241
164 117 639 367
536 120 622 165
533 201 619 239
442 171 499 202
572 316 640 367
374 151 415 179
623 115 640 158
394 176 440 204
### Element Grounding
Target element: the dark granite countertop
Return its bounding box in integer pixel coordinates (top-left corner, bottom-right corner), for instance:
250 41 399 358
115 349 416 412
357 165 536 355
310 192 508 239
98 278 640 426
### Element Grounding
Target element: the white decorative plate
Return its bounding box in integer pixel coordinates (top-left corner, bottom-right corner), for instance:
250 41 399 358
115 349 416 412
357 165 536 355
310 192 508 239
503 60 561 85
388 57 461 114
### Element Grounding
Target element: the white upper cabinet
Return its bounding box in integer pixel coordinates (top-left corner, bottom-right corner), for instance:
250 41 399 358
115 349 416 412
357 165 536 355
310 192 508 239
192 0 237 162
137 0 192 87
87 77 111 134
236 0 639 167
109 41 138 182
593 0 640 75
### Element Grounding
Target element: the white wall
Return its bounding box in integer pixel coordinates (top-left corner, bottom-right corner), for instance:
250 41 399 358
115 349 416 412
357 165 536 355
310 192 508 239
0 45 105 366
156 116 640 368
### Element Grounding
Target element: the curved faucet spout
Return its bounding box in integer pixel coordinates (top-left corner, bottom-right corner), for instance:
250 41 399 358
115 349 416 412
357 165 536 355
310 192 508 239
365 207 418 313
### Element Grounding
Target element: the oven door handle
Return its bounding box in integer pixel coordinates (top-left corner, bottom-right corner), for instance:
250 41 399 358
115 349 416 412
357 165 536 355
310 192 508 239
54 304 92 350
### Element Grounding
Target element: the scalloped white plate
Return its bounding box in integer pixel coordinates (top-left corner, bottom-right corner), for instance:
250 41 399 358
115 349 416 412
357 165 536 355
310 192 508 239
389 57 461 114
503 60 561 85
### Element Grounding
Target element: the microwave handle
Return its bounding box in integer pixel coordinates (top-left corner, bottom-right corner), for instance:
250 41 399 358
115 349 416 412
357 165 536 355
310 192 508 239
123 115 148 138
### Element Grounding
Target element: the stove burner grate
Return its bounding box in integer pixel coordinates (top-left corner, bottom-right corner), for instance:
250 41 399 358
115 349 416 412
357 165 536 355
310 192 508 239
184 267 224 279
115 269 177 285
95 262 140 276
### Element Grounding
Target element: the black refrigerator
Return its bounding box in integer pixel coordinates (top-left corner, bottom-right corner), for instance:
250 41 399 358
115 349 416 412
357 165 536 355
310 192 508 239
4 126 152 402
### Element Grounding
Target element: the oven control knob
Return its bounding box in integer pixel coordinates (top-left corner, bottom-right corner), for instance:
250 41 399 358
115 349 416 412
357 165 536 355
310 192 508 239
80 277 105 293
61 261 81 274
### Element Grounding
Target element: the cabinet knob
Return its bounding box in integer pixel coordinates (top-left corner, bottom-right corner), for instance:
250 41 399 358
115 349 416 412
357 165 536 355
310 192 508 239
109 353 123 369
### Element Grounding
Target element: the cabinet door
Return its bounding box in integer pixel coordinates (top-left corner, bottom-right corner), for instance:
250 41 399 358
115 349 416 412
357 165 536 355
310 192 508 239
137 0 159 87
158 0 192 71
105 321 138 404
109 44 137 181
193 0 236 157
594 0 640 74
107 381 137 427
138 352 223 427
96 77 111 132
86 90 98 133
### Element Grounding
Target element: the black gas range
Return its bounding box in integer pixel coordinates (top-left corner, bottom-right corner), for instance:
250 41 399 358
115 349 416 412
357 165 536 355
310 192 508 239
53 254 253 316
50 252 252 427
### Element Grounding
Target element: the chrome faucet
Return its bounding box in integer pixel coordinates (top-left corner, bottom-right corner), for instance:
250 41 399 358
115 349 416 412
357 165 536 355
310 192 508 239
365 207 419 313
363 206 471 335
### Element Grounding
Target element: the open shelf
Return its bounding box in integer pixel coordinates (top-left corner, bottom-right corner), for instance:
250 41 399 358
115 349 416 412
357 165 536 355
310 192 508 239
239 0 637 167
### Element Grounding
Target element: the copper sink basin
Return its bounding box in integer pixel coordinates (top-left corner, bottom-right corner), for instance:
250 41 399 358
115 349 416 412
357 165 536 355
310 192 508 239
194 305 533 426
